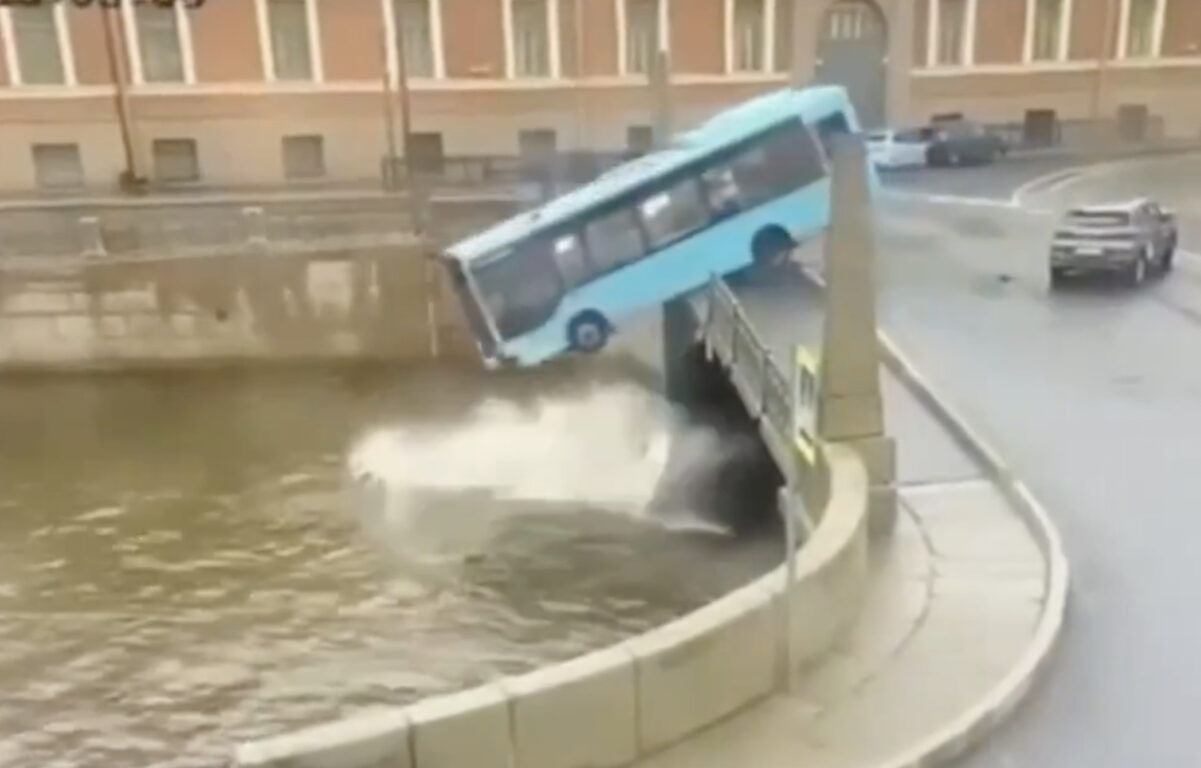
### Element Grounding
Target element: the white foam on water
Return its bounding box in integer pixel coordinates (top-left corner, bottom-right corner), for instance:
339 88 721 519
348 382 675 516
345 382 739 570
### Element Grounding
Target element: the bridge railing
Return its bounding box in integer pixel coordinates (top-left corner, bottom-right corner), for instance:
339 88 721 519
701 275 795 474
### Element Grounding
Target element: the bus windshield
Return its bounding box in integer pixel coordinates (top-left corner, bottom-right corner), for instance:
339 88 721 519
472 238 564 340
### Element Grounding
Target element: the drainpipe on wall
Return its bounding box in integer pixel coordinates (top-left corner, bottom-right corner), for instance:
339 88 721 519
649 48 673 146
380 27 401 192
102 4 144 193
573 0 585 152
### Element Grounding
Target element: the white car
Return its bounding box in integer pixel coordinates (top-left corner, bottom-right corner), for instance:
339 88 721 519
867 128 930 169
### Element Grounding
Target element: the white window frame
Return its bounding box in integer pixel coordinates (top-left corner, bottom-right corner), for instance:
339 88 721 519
0 5 76 87
1117 0 1165 59
724 0 773 74
926 0 977 68
1022 0 1073 63
503 0 560 79
616 0 670 77
121 2 195 85
253 0 324 83
381 0 445 82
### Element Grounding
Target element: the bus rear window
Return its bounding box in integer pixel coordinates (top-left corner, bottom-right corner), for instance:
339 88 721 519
815 111 851 158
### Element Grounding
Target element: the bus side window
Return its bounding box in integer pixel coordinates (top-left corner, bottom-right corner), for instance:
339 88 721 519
729 124 823 208
638 177 709 250
585 207 645 273
551 232 589 288
701 166 742 219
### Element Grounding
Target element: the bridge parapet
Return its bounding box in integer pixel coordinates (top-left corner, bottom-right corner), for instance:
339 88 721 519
698 275 800 490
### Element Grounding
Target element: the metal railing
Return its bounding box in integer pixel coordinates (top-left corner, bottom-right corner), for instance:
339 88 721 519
700 275 794 471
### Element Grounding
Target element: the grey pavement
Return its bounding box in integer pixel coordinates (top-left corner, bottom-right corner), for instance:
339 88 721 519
814 160 1201 767
618 270 1049 768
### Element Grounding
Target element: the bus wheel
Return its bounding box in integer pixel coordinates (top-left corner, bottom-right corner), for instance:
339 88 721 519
751 226 794 271
568 312 610 354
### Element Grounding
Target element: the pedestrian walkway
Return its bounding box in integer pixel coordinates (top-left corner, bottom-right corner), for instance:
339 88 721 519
634 369 1051 768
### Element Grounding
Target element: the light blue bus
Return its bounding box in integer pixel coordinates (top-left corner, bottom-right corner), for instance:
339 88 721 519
441 85 877 368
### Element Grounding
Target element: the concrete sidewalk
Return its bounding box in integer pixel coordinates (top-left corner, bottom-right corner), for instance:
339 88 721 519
632 366 1053 768
624 355 1056 768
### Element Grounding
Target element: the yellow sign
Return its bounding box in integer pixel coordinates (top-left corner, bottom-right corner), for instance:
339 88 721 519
793 346 820 464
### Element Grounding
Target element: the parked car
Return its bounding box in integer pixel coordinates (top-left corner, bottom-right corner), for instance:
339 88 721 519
866 127 931 169
925 120 1007 167
1048 198 1177 289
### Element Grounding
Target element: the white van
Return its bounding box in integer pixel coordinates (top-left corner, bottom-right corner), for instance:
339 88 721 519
866 128 930 169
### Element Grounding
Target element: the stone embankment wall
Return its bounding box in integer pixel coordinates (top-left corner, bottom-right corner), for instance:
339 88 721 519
0 200 518 371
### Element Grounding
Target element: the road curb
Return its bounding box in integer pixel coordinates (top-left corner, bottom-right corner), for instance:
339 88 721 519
796 264 1070 768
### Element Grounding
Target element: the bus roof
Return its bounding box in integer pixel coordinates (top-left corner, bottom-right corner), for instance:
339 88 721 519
447 85 852 263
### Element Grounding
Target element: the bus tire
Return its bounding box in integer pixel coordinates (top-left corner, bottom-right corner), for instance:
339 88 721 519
568 311 610 354
751 226 794 270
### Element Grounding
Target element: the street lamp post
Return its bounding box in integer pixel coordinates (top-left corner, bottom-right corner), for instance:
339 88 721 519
1091 0 1120 152
380 28 400 192
392 10 427 233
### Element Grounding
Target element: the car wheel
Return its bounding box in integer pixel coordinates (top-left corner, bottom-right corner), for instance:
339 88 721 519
948 150 961 166
1049 267 1068 290
1125 250 1148 287
567 311 610 354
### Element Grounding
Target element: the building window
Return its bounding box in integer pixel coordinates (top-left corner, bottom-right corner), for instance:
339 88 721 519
625 0 658 75
267 0 314 80
153 139 200 183
519 129 557 160
32 144 83 190
394 0 435 78
410 132 445 174
511 0 550 77
1031 0 1064 61
937 0 967 65
135 5 186 82
732 0 766 72
7 5 67 85
627 125 654 153
773 0 794 73
1124 0 1159 58
282 135 325 179
826 3 866 40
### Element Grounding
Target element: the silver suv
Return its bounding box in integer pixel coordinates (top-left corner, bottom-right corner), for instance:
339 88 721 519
1049 199 1178 289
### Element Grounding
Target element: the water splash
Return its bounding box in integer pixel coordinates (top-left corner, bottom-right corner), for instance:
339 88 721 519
345 382 738 566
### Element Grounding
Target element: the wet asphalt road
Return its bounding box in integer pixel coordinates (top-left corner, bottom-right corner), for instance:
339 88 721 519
866 154 1201 767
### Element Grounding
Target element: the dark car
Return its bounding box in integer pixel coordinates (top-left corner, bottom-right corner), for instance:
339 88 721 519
1048 198 1178 289
924 120 1007 167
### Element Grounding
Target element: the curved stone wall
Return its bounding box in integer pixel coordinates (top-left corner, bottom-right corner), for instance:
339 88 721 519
233 443 869 768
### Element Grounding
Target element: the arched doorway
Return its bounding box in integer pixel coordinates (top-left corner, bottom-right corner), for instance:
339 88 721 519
815 0 888 129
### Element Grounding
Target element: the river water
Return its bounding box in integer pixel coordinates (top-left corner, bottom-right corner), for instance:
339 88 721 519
0 361 781 767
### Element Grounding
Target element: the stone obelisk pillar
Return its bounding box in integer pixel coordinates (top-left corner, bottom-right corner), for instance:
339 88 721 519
817 133 897 538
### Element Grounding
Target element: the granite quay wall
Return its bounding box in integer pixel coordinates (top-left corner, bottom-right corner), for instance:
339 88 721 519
233 441 869 768
0 199 528 372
